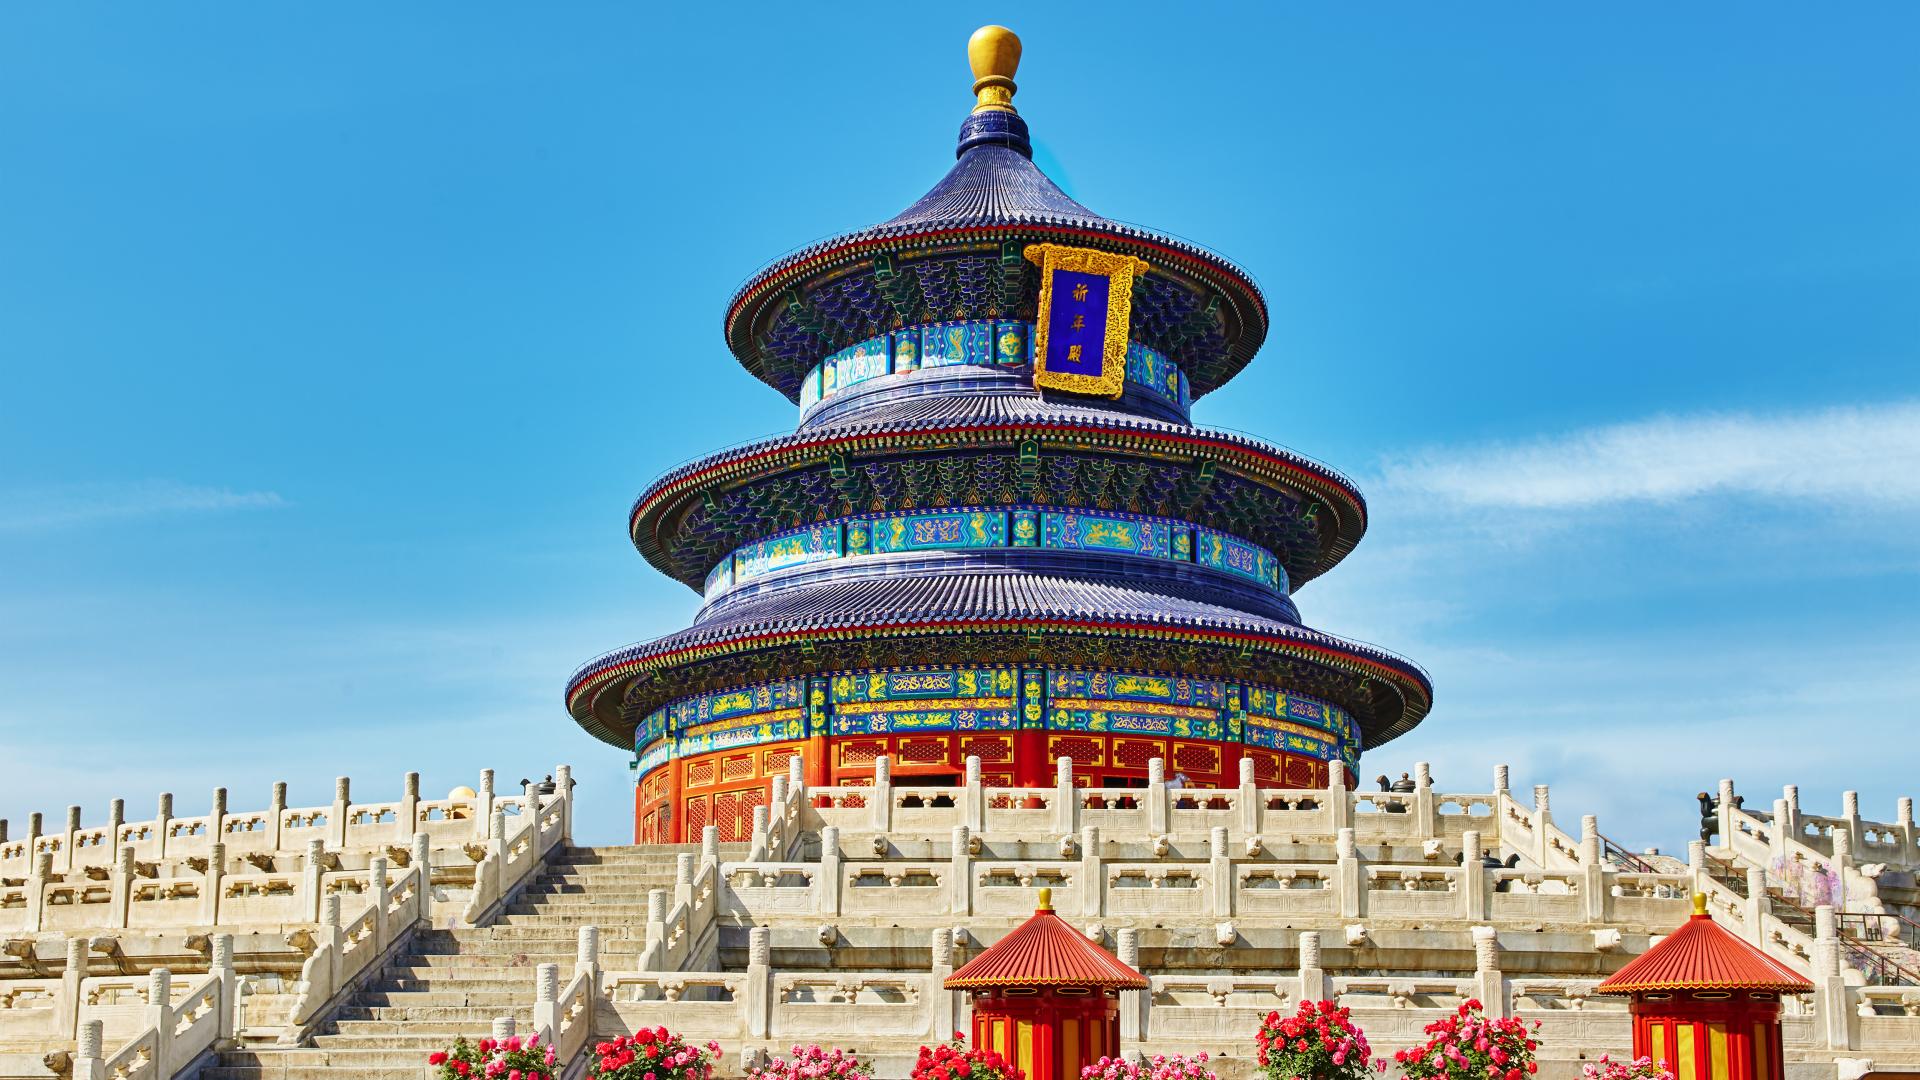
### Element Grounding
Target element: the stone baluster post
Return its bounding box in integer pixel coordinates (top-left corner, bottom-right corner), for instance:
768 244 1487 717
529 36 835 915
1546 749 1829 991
1460 830 1489 921
1532 785 1554 867
1116 929 1144 1041
1146 757 1169 837
209 788 228 848
476 770 496 839
268 783 287 851
963 756 985 832
26 852 52 932
641 889 669 969
110 845 134 928
1336 827 1361 919
1413 762 1437 838
1744 866 1771 945
747 805 771 863
1578 815 1601 866
871 755 893 834
411 831 432 883
74 1019 104 1080
788 753 805 794
1493 764 1509 798
492 1017 515 1041
1079 825 1103 918
1715 778 1736 850
107 799 125 863
211 933 237 1040
319 894 344 992
147 968 174 1074
1297 930 1325 1003
1578 817 1606 920
1209 825 1233 917
930 928 957 1041
1688 840 1708 898
745 927 772 1039
577 925 600 979
401 772 421 840
368 856 391 944
1812 905 1850 1050
950 825 973 916
1831 826 1854 873
62 806 81 872
700 824 720 869
675 853 696 910
554 764 574 842
1237 756 1259 836
769 775 790 855
58 935 87 1040
1054 756 1077 835
817 826 842 917
302 839 327 923
1899 797 1916 866
154 793 173 860
1472 926 1506 1016
202 842 226 925
533 962 560 1045
1327 765 1351 835
1771 798 1793 864
330 777 351 849
1841 790 1864 855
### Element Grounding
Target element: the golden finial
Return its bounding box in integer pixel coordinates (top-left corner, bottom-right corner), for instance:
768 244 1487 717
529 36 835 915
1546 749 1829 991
1036 886 1053 911
968 25 1022 113
1692 892 1708 917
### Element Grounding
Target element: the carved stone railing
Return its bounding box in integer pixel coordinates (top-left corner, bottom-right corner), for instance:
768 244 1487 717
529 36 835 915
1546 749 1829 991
70 951 236 1080
0 769 546 880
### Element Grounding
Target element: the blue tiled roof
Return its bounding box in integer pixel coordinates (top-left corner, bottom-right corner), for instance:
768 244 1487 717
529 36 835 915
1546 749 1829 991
567 566 1431 751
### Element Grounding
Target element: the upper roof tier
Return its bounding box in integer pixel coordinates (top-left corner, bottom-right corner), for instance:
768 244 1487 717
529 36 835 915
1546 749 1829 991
724 26 1268 406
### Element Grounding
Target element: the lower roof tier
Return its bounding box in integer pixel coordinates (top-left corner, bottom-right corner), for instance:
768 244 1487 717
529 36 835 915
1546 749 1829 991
565 566 1430 753
629 385 1367 593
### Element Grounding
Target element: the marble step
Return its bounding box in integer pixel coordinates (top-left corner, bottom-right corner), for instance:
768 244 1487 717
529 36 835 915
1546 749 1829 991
350 990 528 1007
328 1005 535 1023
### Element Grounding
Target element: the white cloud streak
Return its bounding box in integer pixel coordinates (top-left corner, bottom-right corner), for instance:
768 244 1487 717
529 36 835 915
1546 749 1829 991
0 481 285 533
1378 401 1920 510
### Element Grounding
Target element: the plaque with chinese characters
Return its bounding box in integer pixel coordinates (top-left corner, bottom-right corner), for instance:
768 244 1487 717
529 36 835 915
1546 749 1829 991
1023 243 1149 398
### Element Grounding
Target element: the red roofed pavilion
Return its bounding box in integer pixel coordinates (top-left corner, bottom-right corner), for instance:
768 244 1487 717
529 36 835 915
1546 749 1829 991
946 888 1147 1080
1597 894 1813 1080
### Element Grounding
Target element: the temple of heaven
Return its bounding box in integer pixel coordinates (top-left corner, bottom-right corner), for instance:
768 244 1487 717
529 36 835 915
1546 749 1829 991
566 26 1433 843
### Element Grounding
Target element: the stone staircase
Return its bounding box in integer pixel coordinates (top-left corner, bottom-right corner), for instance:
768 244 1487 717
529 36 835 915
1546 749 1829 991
206 845 738 1080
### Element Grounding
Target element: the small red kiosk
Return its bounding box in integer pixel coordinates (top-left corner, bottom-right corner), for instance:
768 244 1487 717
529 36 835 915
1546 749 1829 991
946 889 1148 1080
1595 894 1813 1080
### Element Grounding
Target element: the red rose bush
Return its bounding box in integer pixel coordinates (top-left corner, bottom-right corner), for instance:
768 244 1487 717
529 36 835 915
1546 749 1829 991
1580 1056 1672 1080
1394 1000 1539 1080
428 1034 557 1080
1255 1000 1382 1080
590 1028 721 1080
911 1036 1022 1080
750 1044 872 1080
1081 1052 1216 1080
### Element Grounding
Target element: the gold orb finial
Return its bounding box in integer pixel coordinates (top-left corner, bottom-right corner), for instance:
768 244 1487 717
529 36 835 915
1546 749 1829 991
1036 886 1053 911
1692 892 1708 917
968 25 1022 113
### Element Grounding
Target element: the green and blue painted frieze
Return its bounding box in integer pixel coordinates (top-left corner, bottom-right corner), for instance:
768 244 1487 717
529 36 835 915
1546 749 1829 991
796 321 1187 417
632 664 1353 779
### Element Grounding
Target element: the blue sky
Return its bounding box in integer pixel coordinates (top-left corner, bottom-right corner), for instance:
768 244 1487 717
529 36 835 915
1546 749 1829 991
3 6 1916 850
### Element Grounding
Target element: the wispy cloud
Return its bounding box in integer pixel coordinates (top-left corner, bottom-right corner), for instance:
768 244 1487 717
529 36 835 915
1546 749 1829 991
1378 401 1920 511
0 481 286 533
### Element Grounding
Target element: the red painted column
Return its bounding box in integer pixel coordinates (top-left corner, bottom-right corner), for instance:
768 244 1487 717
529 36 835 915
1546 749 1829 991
666 760 686 844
